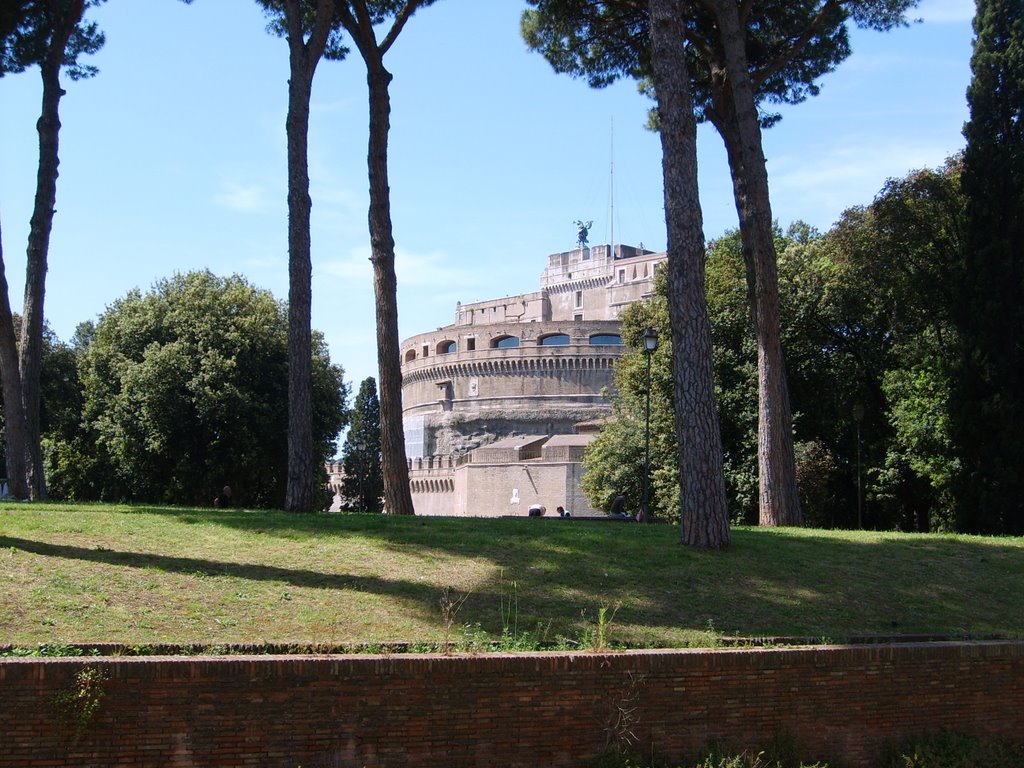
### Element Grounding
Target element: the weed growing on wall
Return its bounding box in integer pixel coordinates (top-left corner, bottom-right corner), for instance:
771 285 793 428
53 666 107 741
583 602 622 651
2 643 97 658
599 671 646 755
500 571 519 640
439 586 472 653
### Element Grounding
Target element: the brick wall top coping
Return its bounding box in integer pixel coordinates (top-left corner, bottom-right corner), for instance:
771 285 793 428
2 640 1021 681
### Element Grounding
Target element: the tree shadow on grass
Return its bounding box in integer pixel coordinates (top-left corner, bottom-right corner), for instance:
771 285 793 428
0 534 444 619
4 514 1024 642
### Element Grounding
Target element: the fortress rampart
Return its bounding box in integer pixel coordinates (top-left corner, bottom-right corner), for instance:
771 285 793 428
399 243 666 516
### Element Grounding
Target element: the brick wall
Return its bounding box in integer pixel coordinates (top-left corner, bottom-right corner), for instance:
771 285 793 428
1 642 1022 767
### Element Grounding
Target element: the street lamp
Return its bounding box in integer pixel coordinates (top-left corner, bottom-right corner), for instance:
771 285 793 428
641 327 658 523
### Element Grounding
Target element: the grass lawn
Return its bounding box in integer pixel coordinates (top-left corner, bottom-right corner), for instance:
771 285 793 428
1 502 1022 650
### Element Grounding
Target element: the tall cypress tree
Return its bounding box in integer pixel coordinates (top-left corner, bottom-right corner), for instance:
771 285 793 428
340 377 384 513
954 0 1024 534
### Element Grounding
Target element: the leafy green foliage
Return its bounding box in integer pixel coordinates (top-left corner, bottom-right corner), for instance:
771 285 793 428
704 232 759 524
0 0 106 80
581 272 677 520
583 157 973 531
0 319 83 471
771 171 965 530
522 0 915 129
53 666 107 740
50 271 347 507
255 0 348 61
339 376 383 512
878 732 1024 768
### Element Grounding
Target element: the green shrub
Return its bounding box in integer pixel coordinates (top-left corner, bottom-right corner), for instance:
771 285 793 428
879 732 1024 768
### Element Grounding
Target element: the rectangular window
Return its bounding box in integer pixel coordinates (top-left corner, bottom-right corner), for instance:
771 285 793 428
575 290 583 308
466 337 476 351
618 269 626 284
422 345 429 358
574 313 583 321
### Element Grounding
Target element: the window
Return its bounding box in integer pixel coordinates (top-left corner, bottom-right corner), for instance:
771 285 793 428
437 340 456 355
617 269 625 284
422 345 429 358
575 290 583 308
492 335 520 349
574 314 584 321
589 334 622 345
404 349 416 362
466 337 476 351
539 334 570 346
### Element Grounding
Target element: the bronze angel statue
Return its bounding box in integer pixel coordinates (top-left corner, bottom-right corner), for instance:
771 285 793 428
575 220 593 248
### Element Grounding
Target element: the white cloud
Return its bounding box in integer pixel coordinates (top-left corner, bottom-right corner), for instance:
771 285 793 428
214 181 275 213
916 0 975 24
839 52 907 75
320 248 372 281
319 245 479 289
309 180 362 217
769 137 964 227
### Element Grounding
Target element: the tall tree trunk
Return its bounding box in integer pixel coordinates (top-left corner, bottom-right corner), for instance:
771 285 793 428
648 0 730 548
0 221 32 500
282 0 332 513
705 0 803 527
20 44 71 501
365 59 414 516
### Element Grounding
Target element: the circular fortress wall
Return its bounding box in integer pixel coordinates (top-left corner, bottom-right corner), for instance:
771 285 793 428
401 320 625 458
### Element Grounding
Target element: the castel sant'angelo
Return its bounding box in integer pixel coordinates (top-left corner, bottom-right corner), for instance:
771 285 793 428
399 233 665 517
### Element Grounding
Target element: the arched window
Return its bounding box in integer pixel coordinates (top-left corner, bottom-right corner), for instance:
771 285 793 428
492 335 520 349
437 340 457 355
404 349 416 362
589 334 622 345
539 334 570 346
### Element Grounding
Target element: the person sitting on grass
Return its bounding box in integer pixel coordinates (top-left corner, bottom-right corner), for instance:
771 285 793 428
609 493 629 519
214 485 232 508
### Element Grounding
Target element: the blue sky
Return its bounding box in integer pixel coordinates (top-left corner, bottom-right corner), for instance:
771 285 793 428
1 0 975 397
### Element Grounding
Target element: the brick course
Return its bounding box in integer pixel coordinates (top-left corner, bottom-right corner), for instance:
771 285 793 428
1 642 1022 767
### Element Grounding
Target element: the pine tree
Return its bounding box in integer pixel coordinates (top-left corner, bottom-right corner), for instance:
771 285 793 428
953 0 1024 534
0 0 105 499
334 0 437 516
340 377 384 513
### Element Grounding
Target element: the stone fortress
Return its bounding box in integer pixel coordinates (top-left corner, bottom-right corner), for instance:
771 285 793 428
400 240 666 516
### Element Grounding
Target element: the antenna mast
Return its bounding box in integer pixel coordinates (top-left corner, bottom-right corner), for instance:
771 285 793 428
609 118 615 258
